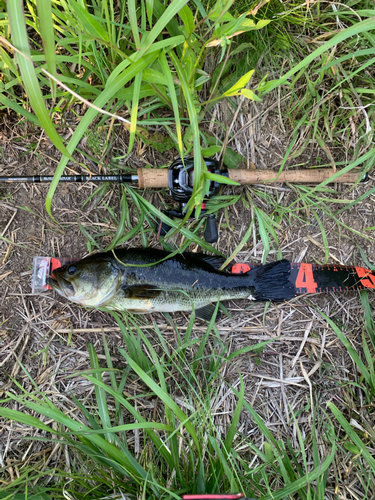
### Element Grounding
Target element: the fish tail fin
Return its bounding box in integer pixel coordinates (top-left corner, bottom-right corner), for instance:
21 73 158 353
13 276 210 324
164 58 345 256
247 260 296 302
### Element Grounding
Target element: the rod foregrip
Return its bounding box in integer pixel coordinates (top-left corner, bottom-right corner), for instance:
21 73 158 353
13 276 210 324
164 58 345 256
228 168 364 185
137 168 169 188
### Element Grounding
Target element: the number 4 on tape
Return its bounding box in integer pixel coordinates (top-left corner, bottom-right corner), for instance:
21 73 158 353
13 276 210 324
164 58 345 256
295 263 317 293
356 267 375 288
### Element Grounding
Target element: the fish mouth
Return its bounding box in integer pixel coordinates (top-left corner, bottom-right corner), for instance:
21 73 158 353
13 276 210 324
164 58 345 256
48 275 75 297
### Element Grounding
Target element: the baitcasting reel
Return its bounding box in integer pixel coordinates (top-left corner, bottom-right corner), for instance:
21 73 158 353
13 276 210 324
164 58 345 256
158 157 222 243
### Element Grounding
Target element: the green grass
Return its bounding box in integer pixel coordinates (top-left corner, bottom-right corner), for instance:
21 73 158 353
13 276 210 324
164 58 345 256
0 314 338 499
1 0 375 498
2 303 374 499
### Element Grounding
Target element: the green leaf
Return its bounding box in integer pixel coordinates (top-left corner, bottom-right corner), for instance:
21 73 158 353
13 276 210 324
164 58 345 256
241 88 261 101
328 403 375 470
146 0 154 28
139 0 189 58
159 51 184 157
259 18 375 95
46 51 158 217
128 70 143 153
6 393 148 478
0 407 54 433
310 206 329 264
142 67 168 86
178 4 194 35
254 206 270 263
125 185 222 254
208 0 235 22
344 442 361 454
69 0 109 42
169 51 203 209
360 290 375 351
88 343 112 442
204 171 240 186
319 311 371 385
259 440 335 500
219 219 254 270
120 350 201 452
238 18 271 32
128 0 141 49
227 339 274 361
201 145 222 156
223 68 254 96
36 0 57 99
0 92 40 125
7 0 73 162
223 376 244 455
106 35 185 88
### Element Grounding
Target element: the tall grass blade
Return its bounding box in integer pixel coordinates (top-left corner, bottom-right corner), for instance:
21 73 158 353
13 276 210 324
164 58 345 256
328 402 375 470
139 0 189 57
121 350 201 452
128 70 142 153
7 0 72 159
360 290 375 351
260 444 336 500
88 343 112 442
36 0 56 100
0 93 40 124
224 376 244 455
128 0 141 49
319 311 371 386
81 370 176 471
260 18 375 94
46 51 157 217
169 50 203 212
159 50 184 158
69 1 109 42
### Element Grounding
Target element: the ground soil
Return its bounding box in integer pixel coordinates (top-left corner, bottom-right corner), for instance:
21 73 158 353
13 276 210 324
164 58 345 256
0 102 374 497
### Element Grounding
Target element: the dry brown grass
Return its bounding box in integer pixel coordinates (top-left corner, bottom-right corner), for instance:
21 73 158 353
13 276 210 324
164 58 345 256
0 91 374 497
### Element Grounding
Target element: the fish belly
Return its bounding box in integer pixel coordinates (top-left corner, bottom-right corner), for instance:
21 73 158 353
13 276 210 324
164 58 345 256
105 287 250 314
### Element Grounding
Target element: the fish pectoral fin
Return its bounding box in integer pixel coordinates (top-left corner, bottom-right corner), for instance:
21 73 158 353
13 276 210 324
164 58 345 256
121 284 161 299
195 303 222 322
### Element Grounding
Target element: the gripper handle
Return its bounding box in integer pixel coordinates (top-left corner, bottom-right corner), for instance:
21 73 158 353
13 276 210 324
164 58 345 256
227 168 364 185
137 167 364 189
137 168 169 188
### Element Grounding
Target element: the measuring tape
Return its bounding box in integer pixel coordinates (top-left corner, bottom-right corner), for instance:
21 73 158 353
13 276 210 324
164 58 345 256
32 256 375 295
229 261 375 294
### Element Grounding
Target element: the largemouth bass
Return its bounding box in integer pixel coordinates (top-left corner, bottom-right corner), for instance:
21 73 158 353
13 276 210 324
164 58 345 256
48 248 296 321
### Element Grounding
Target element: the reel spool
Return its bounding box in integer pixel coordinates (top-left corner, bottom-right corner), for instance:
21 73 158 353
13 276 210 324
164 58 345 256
159 158 222 243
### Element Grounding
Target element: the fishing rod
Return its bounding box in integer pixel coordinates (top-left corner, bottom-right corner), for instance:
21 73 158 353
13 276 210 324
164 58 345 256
0 173 139 183
0 159 365 187
1 157 366 243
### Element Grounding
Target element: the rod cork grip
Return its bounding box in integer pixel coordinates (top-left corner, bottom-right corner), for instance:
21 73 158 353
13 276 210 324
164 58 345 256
137 168 169 189
228 168 364 185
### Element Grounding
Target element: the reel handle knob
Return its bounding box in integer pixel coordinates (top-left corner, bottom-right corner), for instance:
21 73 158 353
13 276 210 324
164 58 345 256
204 214 218 243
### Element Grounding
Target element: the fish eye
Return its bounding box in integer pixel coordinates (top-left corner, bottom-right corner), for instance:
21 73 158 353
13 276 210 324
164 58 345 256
68 265 77 275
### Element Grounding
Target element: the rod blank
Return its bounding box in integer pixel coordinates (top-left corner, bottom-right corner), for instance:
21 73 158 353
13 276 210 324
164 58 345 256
0 174 138 183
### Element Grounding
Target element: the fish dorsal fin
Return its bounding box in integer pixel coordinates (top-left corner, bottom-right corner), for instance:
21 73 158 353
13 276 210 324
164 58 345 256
121 284 161 299
195 303 222 322
188 253 226 270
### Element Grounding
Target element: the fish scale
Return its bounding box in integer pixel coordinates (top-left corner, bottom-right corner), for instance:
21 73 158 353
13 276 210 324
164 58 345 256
107 286 251 314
